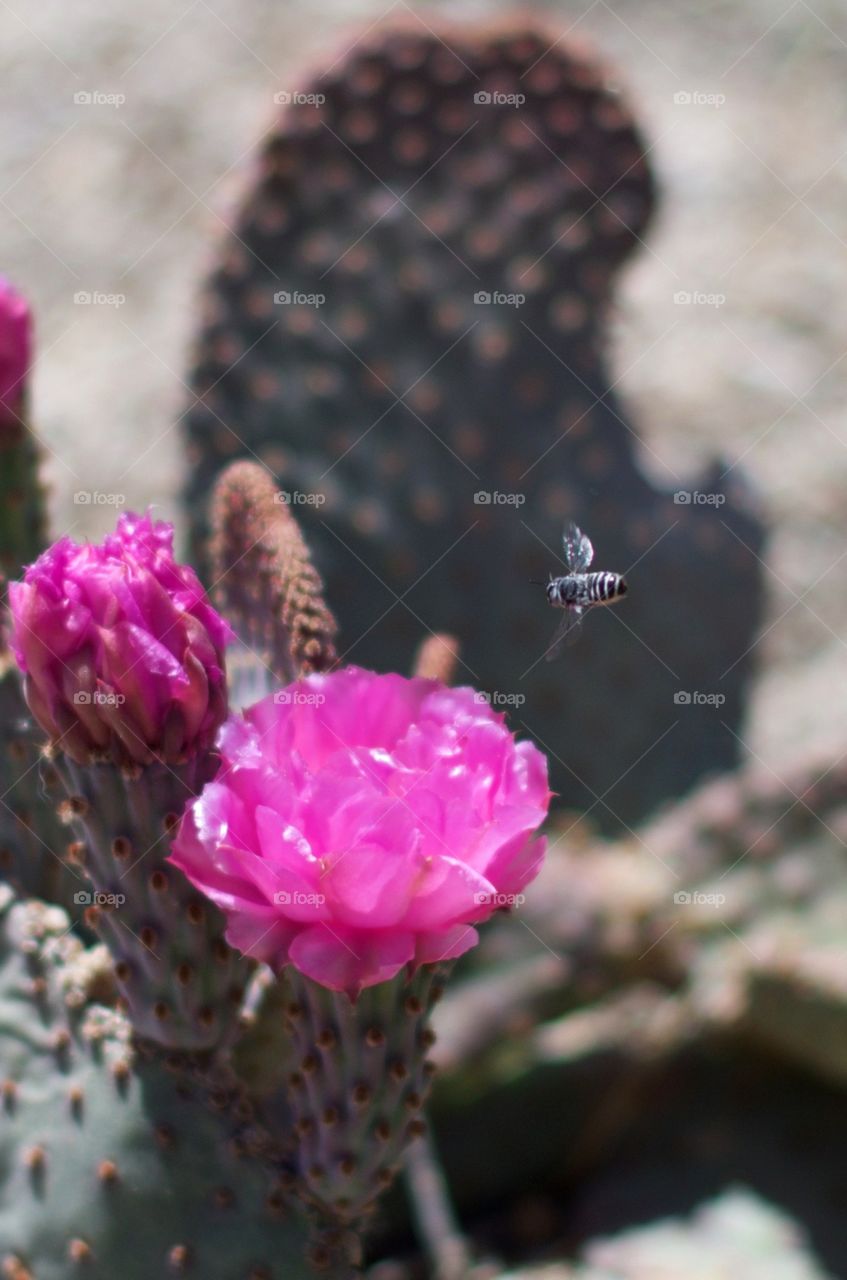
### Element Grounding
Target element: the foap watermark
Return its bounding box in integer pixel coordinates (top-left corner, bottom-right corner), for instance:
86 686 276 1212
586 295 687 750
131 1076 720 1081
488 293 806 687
74 290 126 308
673 490 725 507
673 890 726 907
474 691 526 709
273 890 326 906
474 490 525 507
673 91 726 107
474 891 527 909
273 290 325 308
73 691 126 707
273 690 326 707
273 490 326 507
73 90 126 108
673 290 726 308
474 290 525 307
673 691 725 707
74 890 126 907
74 490 126 507
273 90 326 107
474 90 525 108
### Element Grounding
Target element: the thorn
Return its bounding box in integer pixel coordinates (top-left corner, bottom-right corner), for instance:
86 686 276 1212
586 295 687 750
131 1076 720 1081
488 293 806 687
97 1159 119 1185
154 1123 176 1151
167 1244 191 1272
67 1238 92 1264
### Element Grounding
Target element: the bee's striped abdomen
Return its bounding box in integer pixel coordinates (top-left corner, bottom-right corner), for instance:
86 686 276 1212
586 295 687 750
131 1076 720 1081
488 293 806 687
585 571 627 604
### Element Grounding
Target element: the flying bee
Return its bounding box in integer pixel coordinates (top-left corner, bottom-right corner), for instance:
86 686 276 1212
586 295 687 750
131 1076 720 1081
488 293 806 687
535 523 628 660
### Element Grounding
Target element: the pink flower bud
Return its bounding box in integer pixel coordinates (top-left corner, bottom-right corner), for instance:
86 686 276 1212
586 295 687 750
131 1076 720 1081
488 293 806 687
0 276 31 422
170 668 551 994
9 513 232 765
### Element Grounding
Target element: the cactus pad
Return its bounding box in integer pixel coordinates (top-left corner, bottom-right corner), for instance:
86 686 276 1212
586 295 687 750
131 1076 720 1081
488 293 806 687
183 20 765 826
56 756 251 1051
0 887 317 1280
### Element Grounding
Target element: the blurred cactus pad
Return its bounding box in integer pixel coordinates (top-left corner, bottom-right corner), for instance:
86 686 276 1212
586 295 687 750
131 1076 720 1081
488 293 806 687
183 20 765 827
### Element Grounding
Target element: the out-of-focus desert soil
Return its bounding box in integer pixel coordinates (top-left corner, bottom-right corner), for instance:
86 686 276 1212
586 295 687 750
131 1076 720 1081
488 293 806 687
1 0 845 776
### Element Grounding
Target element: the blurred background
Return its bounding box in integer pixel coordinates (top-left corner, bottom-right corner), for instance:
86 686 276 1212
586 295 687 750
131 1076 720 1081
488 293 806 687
3 2 847 1276
2 0 846 770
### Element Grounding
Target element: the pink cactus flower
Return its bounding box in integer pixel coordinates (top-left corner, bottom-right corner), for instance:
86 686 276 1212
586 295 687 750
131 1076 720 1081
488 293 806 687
9 513 232 765
0 276 31 421
170 668 551 994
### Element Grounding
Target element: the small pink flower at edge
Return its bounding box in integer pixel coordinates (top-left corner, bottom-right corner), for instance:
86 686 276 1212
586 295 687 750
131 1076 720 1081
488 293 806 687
0 276 31 422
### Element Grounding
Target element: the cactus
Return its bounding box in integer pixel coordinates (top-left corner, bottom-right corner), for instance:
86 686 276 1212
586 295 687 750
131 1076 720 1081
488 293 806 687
0 279 81 917
0 276 44 580
0 886 318 1280
182 20 765 828
281 962 446 1226
0 633 83 914
0 457 552 1276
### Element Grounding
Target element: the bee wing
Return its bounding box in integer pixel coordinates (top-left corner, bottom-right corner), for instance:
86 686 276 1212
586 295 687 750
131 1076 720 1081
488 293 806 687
563 522 594 572
545 606 584 661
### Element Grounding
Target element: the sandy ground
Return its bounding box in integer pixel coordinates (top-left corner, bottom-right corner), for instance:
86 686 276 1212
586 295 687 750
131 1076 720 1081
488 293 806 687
2 0 845 775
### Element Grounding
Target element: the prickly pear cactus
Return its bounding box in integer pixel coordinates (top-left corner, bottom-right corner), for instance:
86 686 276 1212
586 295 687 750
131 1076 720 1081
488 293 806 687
0 886 317 1280
0 280 80 917
182 21 765 827
282 964 445 1225
0 640 83 914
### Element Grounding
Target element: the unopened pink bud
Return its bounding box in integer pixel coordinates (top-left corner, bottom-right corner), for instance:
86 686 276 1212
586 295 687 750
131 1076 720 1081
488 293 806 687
9 513 232 765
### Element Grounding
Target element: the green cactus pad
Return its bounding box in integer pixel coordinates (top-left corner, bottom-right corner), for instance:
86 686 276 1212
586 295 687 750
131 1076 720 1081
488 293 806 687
283 964 448 1227
0 415 45 586
56 756 251 1052
0 887 322 1280
0 661 84 918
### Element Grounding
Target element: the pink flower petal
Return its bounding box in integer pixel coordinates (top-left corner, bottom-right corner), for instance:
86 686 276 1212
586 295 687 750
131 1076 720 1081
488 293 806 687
415 924 479 966
289 924 415 994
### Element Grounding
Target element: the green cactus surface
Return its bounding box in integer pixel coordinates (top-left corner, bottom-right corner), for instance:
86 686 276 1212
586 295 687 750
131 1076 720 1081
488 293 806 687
56 755 251 1052
0 885 327 1280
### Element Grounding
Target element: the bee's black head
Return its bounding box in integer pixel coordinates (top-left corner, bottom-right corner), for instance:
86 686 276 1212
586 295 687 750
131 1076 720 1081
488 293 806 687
545 580 559 604
618 577 628 596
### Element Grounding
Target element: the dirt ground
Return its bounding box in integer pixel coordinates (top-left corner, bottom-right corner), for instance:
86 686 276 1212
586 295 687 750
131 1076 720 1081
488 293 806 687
2 0 845 774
